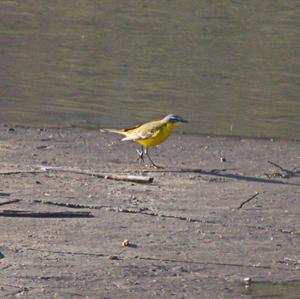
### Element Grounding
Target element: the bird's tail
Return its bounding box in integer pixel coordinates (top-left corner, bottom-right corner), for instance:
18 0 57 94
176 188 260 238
101 123 142 137
100 128 128 136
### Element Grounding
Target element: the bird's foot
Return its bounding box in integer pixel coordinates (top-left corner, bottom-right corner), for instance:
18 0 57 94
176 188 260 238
136 149 145 164
147 163 164 169
145 153 164 169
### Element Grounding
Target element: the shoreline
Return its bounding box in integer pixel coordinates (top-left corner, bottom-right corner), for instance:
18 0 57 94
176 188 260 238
2 123 300 143
0 126 299 298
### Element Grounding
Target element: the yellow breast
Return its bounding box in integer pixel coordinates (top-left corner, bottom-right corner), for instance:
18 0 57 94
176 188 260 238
136 123 176 148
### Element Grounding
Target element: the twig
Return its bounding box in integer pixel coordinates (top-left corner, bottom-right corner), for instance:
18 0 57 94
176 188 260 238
43 166 154 184
278 257 300 268
0 209 93 218
267 160 300 178
0 264 12 271
3 287 27 298
267 161 292 174
0 166 154 184
25 247 271 269
0 170 44 176
0 192 10 196
0 199 21 206
137 256 271 269
32 199 214 223
27 247 106 257
238 192 259 209
117 207 214 223
32 199 107 209
283 257 300 265
279 228 294 234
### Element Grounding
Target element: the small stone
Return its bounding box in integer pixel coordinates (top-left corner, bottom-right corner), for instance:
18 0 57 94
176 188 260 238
122 239 130 247
243 277 252 285
220 157 226 162
108 255 118 260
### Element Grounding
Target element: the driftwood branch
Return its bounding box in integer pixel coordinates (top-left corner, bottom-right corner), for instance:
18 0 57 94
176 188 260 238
0 209 93 218
0 165 154 184
238 192 259 209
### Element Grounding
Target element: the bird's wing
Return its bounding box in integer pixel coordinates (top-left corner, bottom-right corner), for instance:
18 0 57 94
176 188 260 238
122 122 164 141
122 124 143 134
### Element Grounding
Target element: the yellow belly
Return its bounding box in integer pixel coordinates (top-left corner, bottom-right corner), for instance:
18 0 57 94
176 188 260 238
136 123 175 148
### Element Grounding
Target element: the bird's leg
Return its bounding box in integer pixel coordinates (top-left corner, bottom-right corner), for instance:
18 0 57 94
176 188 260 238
145 149 163 169
136 146 145 164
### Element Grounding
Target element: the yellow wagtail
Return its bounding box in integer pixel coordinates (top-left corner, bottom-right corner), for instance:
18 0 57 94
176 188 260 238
102 114 188 167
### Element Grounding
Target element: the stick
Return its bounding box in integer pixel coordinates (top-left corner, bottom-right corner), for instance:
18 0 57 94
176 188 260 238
0 209 93 218
43 166 154 184
0 170 45 175
0 166 154 184
32 199 108 209
283 257 300 265
0 192 10 197
25 248 271 269
267 160 292 173
267 160 299 177
238 192 259 209
32 199 213 223
27 247 107 257
0 199 21 206
117 207 211 223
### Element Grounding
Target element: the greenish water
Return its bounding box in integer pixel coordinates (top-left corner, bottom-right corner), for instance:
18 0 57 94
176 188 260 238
1 1 300 139
243 281 300 299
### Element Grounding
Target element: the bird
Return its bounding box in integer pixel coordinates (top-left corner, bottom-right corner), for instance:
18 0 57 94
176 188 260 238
102 114 188 168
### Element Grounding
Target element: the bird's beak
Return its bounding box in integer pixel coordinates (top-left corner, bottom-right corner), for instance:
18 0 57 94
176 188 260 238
180 118 189 123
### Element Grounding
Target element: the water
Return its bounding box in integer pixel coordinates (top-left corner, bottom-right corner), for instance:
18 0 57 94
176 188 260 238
243 281 300 299
1 1 300 140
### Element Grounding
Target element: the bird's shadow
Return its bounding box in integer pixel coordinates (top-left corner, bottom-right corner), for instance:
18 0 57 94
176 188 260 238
142 167 299 186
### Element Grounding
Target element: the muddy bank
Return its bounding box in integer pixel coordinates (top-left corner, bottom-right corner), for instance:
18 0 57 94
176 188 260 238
0 126 299 298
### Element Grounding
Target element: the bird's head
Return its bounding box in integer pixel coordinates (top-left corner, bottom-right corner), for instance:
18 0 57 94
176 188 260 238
162 114 188 124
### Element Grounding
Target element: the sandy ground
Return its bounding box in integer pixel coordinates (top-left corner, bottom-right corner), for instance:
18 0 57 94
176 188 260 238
0 125 299 299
